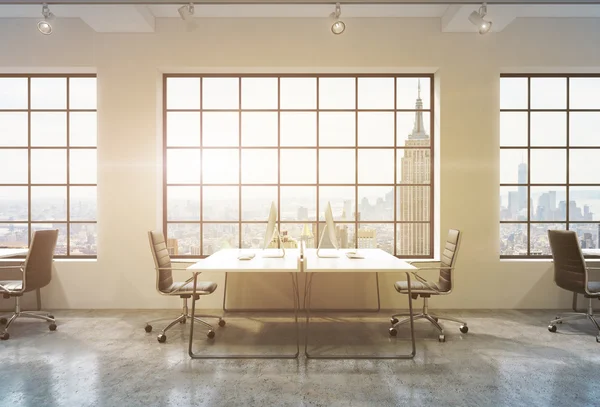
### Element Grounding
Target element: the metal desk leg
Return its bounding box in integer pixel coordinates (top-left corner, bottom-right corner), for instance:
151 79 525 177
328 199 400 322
304 271 416 360
189 271 300 359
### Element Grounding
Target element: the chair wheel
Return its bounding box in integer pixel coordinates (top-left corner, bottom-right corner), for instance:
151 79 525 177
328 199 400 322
597 335 600 343
555 317 562 324
180 317 186 324
390 317 399 325
145 325 152 333
0 332 8 340
433 317 439 322
49 323 57 331
548 325 557 333
0 318 6 325
207 330 215 339
460 325 468 334
388 327 397 336
157 334 167 343
48 315 54 319
438 334 445 342
218 319 226 327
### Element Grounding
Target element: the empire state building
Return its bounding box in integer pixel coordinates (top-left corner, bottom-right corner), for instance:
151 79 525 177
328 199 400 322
397 82 430 256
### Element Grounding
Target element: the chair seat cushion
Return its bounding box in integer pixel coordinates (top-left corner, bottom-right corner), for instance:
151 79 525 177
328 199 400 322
586 281 600 296
0 280 23 292
394 280 440 294
168 281 217 296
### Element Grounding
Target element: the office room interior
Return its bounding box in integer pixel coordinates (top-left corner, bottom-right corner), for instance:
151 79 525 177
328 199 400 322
1 0 600 406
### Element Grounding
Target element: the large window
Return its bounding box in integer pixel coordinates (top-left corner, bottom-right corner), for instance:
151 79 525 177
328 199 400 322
0 75 97 257
164 74 433 258
500 74 600 257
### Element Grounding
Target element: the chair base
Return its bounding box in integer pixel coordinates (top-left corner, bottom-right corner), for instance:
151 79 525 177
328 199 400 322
145 297 224 343
549 297 600 343
0 296 56 340
389 297 468 342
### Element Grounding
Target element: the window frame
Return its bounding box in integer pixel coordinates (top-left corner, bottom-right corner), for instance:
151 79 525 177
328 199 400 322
163 73 435 259
0 73 97 259
500 73 600 259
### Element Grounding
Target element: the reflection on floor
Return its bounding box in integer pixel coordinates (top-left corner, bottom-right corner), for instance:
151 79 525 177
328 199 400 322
1 309 600 406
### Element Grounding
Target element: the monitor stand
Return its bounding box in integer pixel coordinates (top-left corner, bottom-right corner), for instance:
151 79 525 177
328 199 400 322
262 227 286 258
316 224 340 258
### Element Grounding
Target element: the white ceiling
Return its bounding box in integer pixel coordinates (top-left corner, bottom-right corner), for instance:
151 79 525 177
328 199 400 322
0 4 599 33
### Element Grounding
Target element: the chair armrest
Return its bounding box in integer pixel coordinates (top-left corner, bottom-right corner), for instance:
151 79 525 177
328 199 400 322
0 265 24 270
411 271 440 292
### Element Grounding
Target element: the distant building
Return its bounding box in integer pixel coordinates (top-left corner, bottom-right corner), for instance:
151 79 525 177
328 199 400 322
166 238 178 255
268 230 298 249
357 228 377 249
398 81 430 256
297 206 309 221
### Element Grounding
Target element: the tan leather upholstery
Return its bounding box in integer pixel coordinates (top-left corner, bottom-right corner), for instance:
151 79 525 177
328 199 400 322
148 231 175 293
395 280 439 294
168 281 218 295
548 230 600 296
0 229 58 295
24 229 58 292
438 229 460 292
148 230 217 296
394 229 461 296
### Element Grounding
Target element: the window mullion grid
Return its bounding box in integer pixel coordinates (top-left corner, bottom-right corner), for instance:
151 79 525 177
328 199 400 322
393 76 397 256
527 76 531 256
277 78 281 246
354 77 359 249
199 77 204 255
27 77 32 248
66 77 71 256
162 75 168 254
316 76 320 248
238 77 242 249
566 76 570 233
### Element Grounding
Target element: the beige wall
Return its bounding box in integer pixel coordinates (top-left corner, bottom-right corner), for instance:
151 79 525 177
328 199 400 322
1 16 599 310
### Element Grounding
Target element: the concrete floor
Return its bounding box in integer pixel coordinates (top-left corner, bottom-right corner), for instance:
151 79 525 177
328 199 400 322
1 309 600 407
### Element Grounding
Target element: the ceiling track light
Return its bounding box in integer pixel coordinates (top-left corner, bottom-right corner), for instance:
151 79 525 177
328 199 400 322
330 2 345 35
178 2 195 21
468 2 492 35
38 3 54 35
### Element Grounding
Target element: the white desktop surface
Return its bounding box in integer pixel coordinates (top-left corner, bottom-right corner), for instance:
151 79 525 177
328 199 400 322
0 248 28 259
304 249 415 273
187 249 301 273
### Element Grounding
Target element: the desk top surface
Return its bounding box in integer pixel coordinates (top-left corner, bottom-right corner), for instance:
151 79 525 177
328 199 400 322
583 249 600 257
303 249 415 273
0 248 28 259
187 249 301 273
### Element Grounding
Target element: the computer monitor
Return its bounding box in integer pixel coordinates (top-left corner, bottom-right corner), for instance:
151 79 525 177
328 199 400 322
262 201 285 258
317 202 340 258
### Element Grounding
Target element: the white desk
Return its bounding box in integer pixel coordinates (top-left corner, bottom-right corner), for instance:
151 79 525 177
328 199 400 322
583 249 600 257
187 249 301 359
303 249 417 359
0 248 28 258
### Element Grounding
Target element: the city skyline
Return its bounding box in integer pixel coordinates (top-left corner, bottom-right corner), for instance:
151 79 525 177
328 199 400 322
165 76 432 256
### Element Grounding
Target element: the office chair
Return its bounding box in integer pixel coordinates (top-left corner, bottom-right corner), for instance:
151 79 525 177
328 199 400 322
0 229 59 340
389 229 467 342
547 230 600 342
145 231 225 343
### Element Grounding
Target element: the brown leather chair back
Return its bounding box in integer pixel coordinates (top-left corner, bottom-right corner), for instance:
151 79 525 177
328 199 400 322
148 231 173 293
24 229 58 292
548 230 586 293
438 229 461 292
